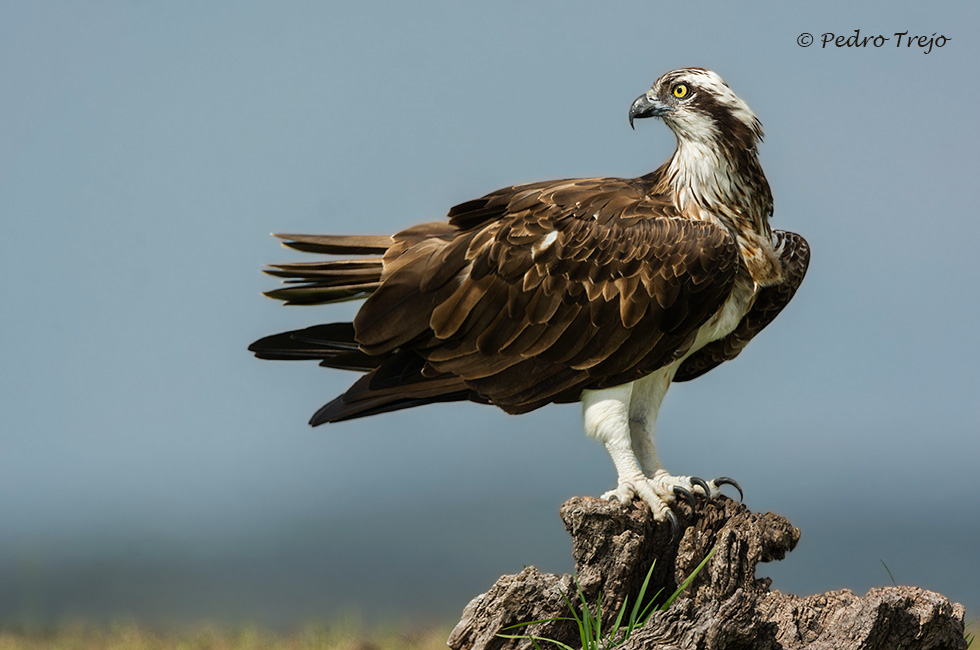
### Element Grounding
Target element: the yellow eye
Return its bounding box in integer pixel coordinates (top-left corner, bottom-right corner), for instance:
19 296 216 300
672 84 688 98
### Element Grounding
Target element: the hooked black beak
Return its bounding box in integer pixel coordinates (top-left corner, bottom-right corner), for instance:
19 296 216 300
629 93 674 129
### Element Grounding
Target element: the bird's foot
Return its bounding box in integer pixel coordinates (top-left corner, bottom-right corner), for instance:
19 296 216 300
602 471 742 539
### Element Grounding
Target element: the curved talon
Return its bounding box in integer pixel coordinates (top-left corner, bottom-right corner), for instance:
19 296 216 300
714 476 743 503
691 477 711 500
665 509 680 543
673 485 696 510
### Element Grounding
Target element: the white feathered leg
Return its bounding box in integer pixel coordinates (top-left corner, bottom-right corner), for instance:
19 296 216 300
630 370 724 500
582 385 675 522
583 373 729 525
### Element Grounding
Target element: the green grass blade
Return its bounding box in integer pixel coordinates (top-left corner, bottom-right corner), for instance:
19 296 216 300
628 560 657 629
575 578 595 646
560 589 583 628
496 633 578 650
661 545 718 610
499 617 572 631
620 564 666 644
560 588 589 649
880 559 898 587
595 592 602 641
633 589 664 628
611 593 629 636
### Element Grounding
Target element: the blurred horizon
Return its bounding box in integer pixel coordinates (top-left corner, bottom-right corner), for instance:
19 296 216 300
4 496 978 629
2 0 978 629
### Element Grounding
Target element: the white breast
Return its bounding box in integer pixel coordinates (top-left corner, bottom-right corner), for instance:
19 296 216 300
686 276 757 361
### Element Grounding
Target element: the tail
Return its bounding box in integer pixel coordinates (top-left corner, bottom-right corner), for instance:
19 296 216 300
248 324 478 425
248 322 382 371
260 223 456 304
260 233 391 305
309 360 482 425
250 233 392 366
250 224 479 423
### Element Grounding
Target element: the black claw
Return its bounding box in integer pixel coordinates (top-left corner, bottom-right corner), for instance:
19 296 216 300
665 509 680 543
714 476 743 503
673 485 696 510
691 477 712 500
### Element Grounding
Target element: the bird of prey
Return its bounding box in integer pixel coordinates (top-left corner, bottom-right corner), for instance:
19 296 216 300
250 68 809 531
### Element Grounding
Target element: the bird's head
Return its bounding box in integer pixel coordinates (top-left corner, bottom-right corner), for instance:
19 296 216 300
629 68 763 152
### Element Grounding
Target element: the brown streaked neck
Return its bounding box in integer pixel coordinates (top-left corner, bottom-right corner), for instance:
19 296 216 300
666 138 772 238
644 138 781 286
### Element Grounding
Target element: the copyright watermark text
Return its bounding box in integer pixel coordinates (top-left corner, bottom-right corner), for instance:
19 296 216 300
797 30 949 54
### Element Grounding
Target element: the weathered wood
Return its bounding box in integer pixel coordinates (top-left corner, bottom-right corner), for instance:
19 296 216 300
448 496 967 650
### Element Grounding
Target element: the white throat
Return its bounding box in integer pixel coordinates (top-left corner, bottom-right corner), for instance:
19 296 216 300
667 139 737 213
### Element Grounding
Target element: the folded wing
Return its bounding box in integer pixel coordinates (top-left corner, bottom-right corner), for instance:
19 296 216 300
280 177 743 423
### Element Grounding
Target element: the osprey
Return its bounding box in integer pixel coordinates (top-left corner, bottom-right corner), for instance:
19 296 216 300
250 68 809 532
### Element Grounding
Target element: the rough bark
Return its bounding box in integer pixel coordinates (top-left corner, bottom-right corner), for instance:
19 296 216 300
448 496 967 650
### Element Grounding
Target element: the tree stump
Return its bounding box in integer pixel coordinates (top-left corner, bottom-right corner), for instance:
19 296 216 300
448 496 967 650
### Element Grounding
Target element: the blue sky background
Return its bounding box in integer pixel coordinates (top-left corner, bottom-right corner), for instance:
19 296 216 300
2 0 978 628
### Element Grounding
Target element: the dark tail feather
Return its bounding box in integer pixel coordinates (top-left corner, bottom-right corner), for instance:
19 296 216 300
248 322 383 371
309 355 485 425
264 258 382 281
261 235 389 305
263 282 382 305
260 226 460 305
310 387 475 425
253 226 479 424
275 233 392 255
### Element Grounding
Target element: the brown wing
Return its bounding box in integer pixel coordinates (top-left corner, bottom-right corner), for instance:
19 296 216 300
317 177 741 420
673 230 810 382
